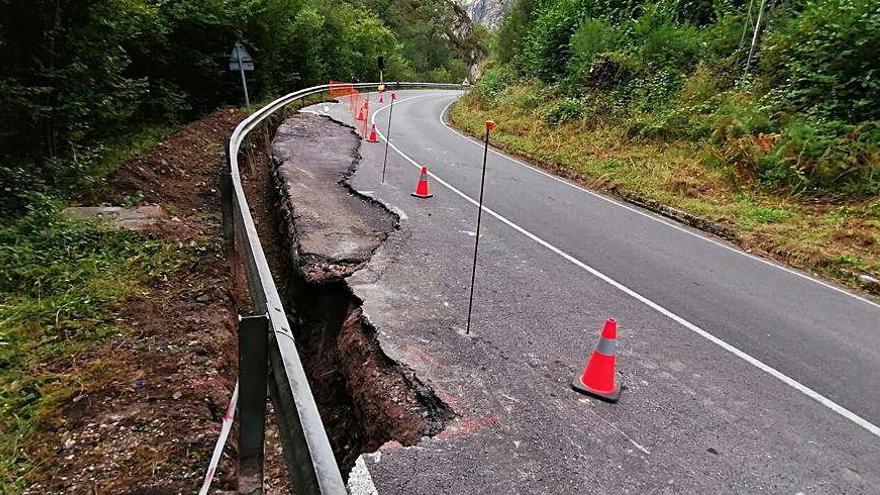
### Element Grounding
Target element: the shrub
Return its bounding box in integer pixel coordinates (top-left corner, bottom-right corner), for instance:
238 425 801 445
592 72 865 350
759 119 880 197
586 53 637 90
709 92 776 142
523 0 595 81
701 12 749 64
472 65 518 107
544 97 584 125
761 0 880 122
626 109 695 140
626 4 704 74
566 19 619 84
675 65 726 110
497 81 547 112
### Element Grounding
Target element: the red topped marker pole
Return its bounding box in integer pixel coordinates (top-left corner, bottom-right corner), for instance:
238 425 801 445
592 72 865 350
465 120 495 335
381 91 397 184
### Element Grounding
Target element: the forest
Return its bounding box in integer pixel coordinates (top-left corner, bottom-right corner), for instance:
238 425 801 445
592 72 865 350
0 0 483 213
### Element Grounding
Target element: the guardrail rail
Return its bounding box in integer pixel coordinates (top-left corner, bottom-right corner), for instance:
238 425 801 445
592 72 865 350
222 82 462 494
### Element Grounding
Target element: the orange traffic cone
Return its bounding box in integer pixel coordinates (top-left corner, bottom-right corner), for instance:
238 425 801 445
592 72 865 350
571 318 621 402
379 92 384 103
356 105 365 121
411 166 433 199
367 124 379 143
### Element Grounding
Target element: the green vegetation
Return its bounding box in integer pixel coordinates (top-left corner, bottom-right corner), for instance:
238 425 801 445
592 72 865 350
1 0 482 215
0 1 487 488
481 0 880 198
453 0 879 289
0 200 180 489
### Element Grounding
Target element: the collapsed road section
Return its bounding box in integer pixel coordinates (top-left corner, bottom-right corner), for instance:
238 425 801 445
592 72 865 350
268 113 452 477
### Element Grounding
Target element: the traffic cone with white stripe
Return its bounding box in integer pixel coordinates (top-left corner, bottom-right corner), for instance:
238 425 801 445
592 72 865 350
367 124 379 143
411 166 433 199
356 104 366 121
571 318 621 402
379 92 384 103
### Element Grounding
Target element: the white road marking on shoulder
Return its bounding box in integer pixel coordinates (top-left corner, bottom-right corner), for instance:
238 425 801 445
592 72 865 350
348 455 379 495
434 98 880 311
371 94 880 439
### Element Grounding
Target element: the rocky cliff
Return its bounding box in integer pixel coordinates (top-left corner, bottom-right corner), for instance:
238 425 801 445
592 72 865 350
456 0 510 30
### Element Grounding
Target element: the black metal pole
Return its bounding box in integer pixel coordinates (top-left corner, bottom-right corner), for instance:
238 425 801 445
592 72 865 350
381 92 396 184
465 121 494 335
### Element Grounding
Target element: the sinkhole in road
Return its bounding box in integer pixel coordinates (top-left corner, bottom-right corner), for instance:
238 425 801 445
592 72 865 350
287 277 452 476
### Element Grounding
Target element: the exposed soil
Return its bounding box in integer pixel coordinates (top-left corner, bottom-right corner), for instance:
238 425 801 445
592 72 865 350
289 280 452 476
24 108 253 493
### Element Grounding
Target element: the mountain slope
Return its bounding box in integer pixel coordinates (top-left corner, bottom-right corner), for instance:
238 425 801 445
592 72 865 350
457 0 510 29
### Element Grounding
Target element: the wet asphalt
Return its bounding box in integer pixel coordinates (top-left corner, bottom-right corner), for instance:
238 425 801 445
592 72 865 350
299 91 880 494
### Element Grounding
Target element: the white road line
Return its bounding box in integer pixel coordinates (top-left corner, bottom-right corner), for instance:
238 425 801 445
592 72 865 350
430 96 880 311
348 455 379 495
371 96 880 439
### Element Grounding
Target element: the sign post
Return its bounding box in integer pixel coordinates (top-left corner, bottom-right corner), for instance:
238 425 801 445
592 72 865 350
229 42 254 106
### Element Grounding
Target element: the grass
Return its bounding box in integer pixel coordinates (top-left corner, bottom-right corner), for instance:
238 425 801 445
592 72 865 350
0 201 181 491
449 85 880 293
90 125 175 180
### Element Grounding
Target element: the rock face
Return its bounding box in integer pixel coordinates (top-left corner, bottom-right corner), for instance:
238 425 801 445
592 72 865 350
457 0 510 29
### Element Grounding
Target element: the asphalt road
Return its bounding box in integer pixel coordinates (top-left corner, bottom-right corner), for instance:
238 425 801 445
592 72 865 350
300 90 880 493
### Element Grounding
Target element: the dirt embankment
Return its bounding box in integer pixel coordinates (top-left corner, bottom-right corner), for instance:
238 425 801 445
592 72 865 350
26 108 249 493
268 113 452 476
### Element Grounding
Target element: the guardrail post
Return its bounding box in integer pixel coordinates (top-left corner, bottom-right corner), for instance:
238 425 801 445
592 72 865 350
238 313 269 494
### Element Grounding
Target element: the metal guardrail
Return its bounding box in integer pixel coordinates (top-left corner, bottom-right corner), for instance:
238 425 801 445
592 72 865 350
222 81 462 494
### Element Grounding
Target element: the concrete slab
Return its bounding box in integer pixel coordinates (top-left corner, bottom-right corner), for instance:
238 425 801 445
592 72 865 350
63 205 165 230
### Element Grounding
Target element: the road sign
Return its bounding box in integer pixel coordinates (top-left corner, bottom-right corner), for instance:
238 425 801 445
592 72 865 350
229 42 254 71
230 60 255 71
229 42 253 105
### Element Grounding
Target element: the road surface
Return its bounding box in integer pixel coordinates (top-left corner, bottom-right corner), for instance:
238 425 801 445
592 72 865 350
300 90 880 493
